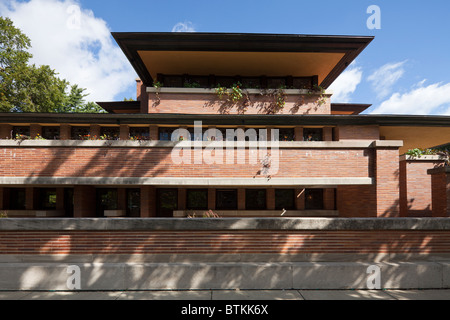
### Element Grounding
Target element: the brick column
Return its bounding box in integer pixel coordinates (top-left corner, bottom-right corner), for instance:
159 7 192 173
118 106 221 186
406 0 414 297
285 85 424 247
294 127 303 141
56 188 65 211
266 188 275 210
0 187 5 210
60 125 71 140
74 186 96 217
140 186 156 217
323 127 333 141
208 188 216 210
374 145 401 217
323 188 335 210
428 167 450 217
0 124 12 139
90 125 101 139
30 124 42 139
149 125 159 141
238 188 246 210
120 125 129 140
295 188 305 210
25 187 38 210
118 188 127 211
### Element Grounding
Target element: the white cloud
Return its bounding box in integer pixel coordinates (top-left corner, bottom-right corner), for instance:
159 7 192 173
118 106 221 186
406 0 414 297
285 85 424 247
367 61 407 99
171 21 196 32
370 81 450 115
328 64 363 103
0 0 137 102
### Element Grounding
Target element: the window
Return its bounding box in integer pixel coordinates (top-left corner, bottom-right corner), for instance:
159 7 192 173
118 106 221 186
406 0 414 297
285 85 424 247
275 189 295 210
71 126 90 140
159 127 177 141
96 189 118 216
303 128 323 141
186 189 208 210
12 126 30 139
245 189 266 210
305 189 324 210
156 189 178 217
216 189 237 210
42 126 60 140
9 188 26 210
277 128 295 141
187 127 208 141
127 188 140 217
100 127 120 140
38 188 57 210
129 127 150 140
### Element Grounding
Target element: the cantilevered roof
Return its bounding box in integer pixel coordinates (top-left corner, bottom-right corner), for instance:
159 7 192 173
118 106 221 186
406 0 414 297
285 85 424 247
112 32 374 89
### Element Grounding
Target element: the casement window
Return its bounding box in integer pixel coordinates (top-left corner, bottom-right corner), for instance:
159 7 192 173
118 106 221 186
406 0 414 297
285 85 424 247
245 189 267 210
275 189 296 210
303 128 323 141
71 126 90 140
186 189 208 210
216 189 238 210
100 127 120 140
305 189 324 210
129 127 150 140
42 126 60 140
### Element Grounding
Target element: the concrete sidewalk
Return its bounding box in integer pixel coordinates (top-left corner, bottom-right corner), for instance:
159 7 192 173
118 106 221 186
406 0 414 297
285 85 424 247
1 289 450 300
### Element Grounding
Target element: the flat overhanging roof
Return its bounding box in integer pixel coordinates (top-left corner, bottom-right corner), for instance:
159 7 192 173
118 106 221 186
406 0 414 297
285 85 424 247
112 32 374 88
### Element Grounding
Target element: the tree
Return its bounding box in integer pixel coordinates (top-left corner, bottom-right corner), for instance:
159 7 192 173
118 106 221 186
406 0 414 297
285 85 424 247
0 16 106 113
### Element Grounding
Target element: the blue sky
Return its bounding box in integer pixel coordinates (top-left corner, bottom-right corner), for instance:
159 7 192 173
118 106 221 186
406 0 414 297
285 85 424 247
2 0 450 115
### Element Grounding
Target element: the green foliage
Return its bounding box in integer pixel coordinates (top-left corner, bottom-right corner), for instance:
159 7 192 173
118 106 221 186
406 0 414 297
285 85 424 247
0 16 106 113
406 146 450 165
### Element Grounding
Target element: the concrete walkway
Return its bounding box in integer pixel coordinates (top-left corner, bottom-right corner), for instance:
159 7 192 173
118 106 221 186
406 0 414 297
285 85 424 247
1 289 450 300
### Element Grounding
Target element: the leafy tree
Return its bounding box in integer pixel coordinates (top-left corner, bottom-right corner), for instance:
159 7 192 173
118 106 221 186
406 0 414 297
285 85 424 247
0 16 106 113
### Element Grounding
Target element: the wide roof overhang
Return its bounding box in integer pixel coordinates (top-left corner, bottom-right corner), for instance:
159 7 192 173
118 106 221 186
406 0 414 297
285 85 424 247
112 32 374 88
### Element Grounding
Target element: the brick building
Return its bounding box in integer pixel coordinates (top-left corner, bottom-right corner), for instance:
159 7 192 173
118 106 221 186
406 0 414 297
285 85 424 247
0 33 449 290
0 32 448 219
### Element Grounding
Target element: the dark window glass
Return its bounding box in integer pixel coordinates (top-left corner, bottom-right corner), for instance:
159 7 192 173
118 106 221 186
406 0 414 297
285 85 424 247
156 189 178 217
245 189 266 210
12 126 30 139
42 126 60 140
100 127 120 140
127 188 141 217
186 189 208 210
305 189 324 210
9 188 26 210
216 189 237 210
129 127 150 140
303 128 323 141
278 128 295 141
38 188 57 210
159 127 177 141
275 189 295 210
96 189 118 216
71 126 90 140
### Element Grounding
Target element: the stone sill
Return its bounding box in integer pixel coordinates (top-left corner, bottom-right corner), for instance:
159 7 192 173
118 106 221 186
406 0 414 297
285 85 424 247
2 210 65 218
0 139 402 149
173 210 339 218
400 154 447 161
1 217 450 231
147 87 333 96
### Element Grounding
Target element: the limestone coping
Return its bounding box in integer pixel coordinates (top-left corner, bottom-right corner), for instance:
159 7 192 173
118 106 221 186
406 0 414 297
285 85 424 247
0 140 402 149
1 217 450 231
146 87 333 96
400 154 448 161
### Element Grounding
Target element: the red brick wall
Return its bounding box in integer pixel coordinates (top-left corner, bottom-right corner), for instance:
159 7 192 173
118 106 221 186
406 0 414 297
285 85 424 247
430 172 450 217
0 147 372 179
375 148 400 217
399 160 446 217
336 125 380 140
147 92 331 115
337 185 377 217
1 230 449 256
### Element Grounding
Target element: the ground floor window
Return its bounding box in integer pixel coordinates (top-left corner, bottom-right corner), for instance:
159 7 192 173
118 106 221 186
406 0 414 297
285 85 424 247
156 188 178 217
42 126 60 140
38 188 57 210
96 188 118 216
275 189 295 210
305 189 324 210
186 189 208 210
129 127 150 140
216 189 237 210
303 128 323 141
71 126 90 140
100 127 120 140
245 189 267 210
8 188 26 210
